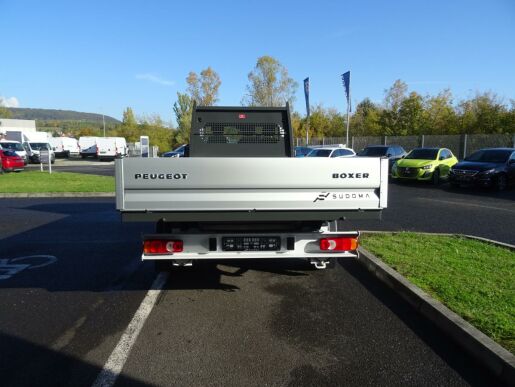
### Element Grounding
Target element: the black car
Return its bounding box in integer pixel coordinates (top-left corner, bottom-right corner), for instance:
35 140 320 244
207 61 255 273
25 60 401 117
449 148 515 191
357 145 406 171
162 144 189 158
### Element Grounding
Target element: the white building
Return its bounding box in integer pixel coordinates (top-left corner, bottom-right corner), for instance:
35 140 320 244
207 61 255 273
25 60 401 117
0 119 37 136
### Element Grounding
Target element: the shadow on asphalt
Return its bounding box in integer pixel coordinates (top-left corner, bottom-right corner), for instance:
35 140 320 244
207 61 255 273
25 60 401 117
339 258 499 386
0 332 151 387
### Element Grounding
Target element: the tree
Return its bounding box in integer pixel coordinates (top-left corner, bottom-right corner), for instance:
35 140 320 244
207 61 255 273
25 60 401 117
242 55 298 107
186 66 221 106
424 89 459 134
458 92 508 134
173 92 193 145
379 79 408 135
0 106 11 118
397 92 426 135
351 98 382 136
122 107 137 127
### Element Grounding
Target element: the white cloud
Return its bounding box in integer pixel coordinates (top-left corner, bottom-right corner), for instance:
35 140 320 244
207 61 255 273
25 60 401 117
0 96 20 108
136 73 175 86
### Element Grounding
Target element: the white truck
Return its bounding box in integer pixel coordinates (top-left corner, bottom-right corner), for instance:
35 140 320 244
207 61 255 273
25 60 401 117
116 105 388 270
78 136 98 158
49 137 80 158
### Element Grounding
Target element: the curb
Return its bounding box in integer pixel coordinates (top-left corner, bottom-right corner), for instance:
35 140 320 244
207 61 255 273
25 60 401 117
357 243 515 385
0 192 115 198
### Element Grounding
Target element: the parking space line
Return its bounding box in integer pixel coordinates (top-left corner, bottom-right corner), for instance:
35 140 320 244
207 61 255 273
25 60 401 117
92 271 169 387
416 197 515 213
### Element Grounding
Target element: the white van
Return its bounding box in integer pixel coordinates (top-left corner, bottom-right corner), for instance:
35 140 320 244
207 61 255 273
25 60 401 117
26 141 55 164
112 137 127 158
96 137 117 161
0 140 28 165
78 137 98 158
50 137 80 158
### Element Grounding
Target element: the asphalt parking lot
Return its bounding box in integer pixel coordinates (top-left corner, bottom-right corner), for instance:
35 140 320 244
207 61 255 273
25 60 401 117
1 173 513 386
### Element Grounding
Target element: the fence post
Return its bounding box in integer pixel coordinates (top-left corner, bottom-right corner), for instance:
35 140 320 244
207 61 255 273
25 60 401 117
382 136 387 145
463 134 468 159
351 136 355 150
420 135 425 147
322 137 325 146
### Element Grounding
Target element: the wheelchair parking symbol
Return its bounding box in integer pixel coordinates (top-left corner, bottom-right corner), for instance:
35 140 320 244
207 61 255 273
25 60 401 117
0 255 58 280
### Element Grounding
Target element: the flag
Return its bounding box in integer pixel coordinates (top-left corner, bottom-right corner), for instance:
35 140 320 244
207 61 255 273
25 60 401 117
341 71 351 112
303 77 310 117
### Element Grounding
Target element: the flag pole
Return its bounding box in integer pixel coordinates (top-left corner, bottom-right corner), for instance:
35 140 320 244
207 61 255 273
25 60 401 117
346 86 350 147
306 115 309 146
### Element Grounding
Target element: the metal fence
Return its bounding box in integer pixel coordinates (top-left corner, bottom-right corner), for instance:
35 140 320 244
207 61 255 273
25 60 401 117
298 134 515 159
127 143 159 158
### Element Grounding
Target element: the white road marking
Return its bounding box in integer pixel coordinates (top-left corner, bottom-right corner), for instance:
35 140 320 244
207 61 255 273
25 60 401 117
92 271 169 387
416 197 515 213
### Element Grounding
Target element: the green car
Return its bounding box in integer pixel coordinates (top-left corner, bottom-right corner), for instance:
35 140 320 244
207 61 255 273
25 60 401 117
392 147 458 184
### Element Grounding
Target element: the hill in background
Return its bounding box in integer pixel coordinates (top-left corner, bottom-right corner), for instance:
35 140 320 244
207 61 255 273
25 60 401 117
7 107 120 124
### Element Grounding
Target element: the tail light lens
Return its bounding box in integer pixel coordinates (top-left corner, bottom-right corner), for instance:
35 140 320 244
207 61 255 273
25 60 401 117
143 239 183 254
319 237 358 251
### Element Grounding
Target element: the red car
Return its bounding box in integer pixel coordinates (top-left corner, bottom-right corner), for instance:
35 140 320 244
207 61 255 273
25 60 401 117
0 149 25 172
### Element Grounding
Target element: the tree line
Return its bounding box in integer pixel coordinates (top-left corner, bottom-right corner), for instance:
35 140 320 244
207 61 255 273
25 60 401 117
2 56 513 153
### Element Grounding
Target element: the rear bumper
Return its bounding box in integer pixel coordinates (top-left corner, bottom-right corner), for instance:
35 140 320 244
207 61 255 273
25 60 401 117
142 231 359 261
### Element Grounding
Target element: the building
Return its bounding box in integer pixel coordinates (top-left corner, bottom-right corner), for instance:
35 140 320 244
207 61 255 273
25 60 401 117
0 119 37 136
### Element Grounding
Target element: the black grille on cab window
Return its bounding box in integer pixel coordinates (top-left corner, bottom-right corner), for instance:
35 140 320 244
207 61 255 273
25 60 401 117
197 123 283 144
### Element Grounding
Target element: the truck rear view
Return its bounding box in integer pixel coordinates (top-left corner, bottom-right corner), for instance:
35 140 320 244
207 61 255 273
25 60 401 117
116 105 388 269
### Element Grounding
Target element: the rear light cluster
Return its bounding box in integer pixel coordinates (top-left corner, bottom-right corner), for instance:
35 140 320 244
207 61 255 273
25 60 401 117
143 239 183 254
319 237 358 251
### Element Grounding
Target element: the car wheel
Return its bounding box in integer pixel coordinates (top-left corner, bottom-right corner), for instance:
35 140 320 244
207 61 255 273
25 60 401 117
432 169 440 185
494 174 507 191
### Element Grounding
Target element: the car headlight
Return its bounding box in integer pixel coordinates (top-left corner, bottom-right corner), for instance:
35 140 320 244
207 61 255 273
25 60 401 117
422 164 433 170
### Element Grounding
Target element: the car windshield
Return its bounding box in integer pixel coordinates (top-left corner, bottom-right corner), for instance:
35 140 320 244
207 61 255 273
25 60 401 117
1 142 24 151
174 145 186 152
405 149 438 160
464 149 511 163
359 147 387 156
29 142 49 150
295 147 312 156
1 150 18 157
306 149 332 157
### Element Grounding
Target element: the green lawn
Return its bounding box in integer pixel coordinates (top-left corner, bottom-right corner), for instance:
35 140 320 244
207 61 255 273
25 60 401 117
361 232 515 354
0 171 114 192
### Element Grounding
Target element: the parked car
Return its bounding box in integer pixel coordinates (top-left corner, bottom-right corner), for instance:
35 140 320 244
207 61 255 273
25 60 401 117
294 146 314 157
0 149 24 172
305 146 356 158
162 144 189 158
392 147 458 184
0 140 28 165
449 148 515 191
357 145 406 171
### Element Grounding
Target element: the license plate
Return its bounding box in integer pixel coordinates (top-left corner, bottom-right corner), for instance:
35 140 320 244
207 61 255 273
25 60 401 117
222 237 281 251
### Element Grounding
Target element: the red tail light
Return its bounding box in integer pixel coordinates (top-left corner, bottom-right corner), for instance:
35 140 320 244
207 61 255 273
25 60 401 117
319 237 358 251
143 240 183 254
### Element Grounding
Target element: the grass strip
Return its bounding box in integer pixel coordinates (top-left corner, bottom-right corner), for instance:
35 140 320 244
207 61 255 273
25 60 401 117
361 232 515 354
0 170 114 192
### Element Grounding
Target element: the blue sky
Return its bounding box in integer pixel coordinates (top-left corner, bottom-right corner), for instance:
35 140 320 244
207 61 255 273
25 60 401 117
1 0 514 124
